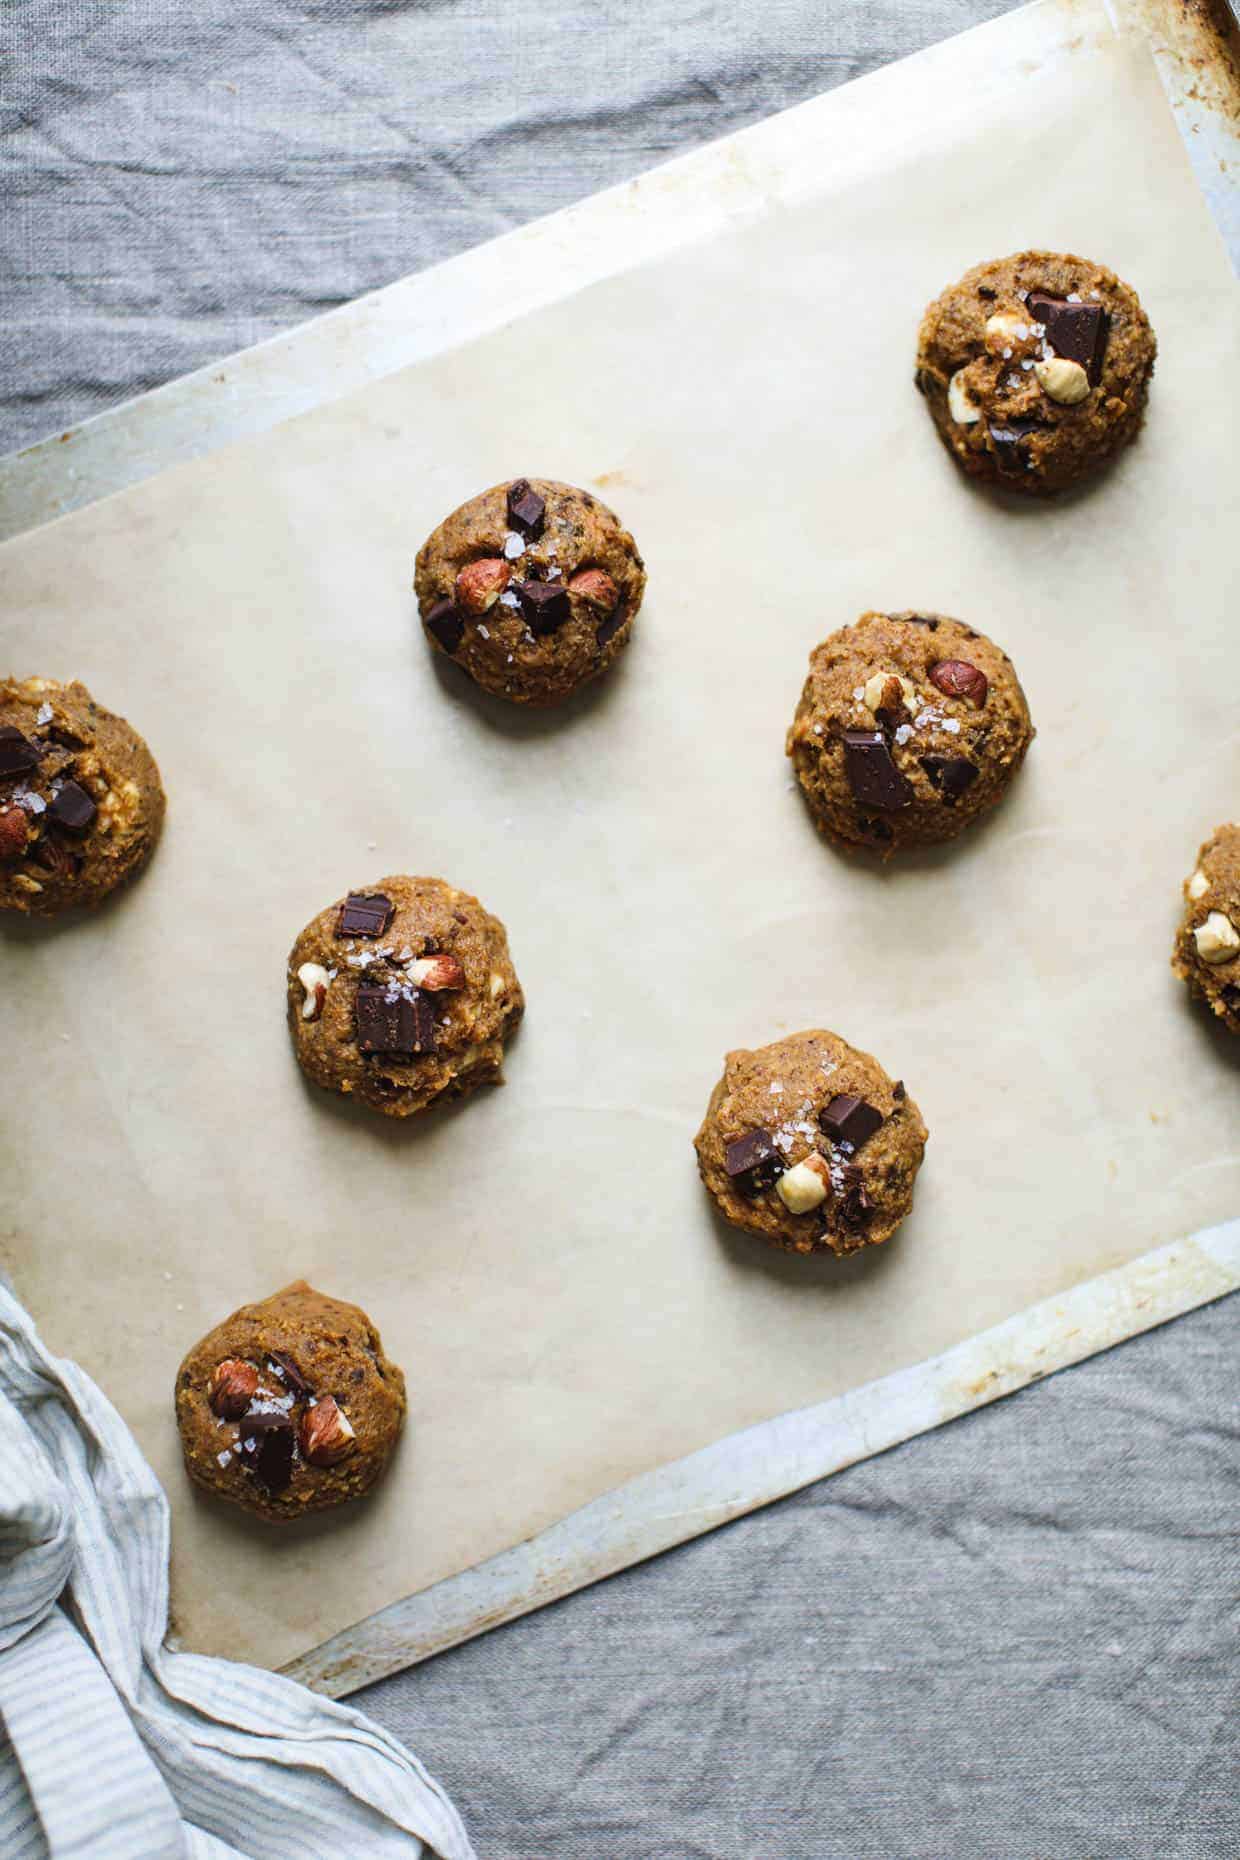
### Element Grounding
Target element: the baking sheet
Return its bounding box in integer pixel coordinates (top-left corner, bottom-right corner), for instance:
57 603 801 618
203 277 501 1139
2 0 1238 1672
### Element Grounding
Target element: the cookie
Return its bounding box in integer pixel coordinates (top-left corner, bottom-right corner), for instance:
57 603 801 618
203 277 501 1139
1171 824 1240 1035
695 1029 927 1257
786 611 1034 856
0 676 165 916
287 873 524 1119
175 1281 406 1524
915 251 1156 494
415 477 646 705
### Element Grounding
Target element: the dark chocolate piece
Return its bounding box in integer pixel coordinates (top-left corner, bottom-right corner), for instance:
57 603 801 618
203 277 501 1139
842 730 914 812
835 1165 872 1230
1028 293 1108 383
0 727 40 778
268 1350 313 1400
724 1128 783 1194
516 579 570 635
919 755 979 803
337 893 394 938
988 420 1038 474
893 1080 906 1102
506 479 546 541
356 984 436 1057
426 598 465 654
238 1421 294 1492
47 780 97 834
819 1094 884 1151
596 604 626 648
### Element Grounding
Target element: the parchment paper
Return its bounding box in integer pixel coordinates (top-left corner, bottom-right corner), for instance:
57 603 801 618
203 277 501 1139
1 0 1237 1671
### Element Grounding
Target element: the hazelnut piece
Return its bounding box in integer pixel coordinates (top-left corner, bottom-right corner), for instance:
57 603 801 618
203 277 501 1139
947 369 980 426
0 806 30 862
775 1153 830 1214
409 952 466 991
1035 356 1090 405
209 1358 259 1420
568 568 619 610
297 961 332 1022
928 660 989 708
299 1395 357 1467
455 558 511 615
1194 912 1240 965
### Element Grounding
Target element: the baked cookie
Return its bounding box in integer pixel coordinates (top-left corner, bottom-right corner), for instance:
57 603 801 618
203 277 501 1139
695 1029 927 1257
415 477 646 705
786 611 1034 856
175 1281 406 1524
0 676 164 916
1171 824 1240 1035
915 251 1156 494
287 874 524 1119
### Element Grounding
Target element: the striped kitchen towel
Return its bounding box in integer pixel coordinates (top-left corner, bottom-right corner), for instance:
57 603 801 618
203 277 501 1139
0 1284 476 1860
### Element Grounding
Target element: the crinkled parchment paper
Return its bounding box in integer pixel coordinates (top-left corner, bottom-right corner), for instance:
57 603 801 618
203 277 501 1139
1 0 1237 1668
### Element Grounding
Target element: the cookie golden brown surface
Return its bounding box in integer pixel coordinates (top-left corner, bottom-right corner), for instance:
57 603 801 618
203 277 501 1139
695 1030 927 1257
786 611 1033 857
1171 824 1240 1035
0 676 165 915
415 477 646 705
287 874 524 1119
175 1281 407 1524
915 251 1155 494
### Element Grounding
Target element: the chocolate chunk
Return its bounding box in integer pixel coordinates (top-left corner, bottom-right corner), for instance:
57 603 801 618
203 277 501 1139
516 579 570 635
356 984 436 1057
893 1080 906 1102
902 615 939 630
426 598 464 654
819 1094 884 1151
1028 293 1108 383
337 892 394 938
724 1128 783 1194
238 1421 294 1492
835 1165 872 1230
977 284 997 300
988 420 1039 474
842 730 914 812
0 727 40 778
1221 984 1240 1013
47 780 97 834
596 604 626 648
919 754 979 803
506 479 546 541
268 1350 312 1400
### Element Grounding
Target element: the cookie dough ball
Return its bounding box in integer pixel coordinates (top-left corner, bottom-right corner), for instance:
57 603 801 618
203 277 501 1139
175 1281 406 1524
695 1030 927 1257
0 676 165 916
287 874 524 1119
915 251 1156 494
1172 824 1240 1035
415 477 646 706
786 611 1034 857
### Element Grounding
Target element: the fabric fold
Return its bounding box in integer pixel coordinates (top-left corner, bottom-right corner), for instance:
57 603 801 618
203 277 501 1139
0 1288 475 1860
